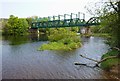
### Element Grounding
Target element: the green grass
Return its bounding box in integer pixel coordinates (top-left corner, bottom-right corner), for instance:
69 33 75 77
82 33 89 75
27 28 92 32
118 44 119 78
102 49 119 59
92 33 111 38
100 58 120 70
38 41 82 51
81 33 92 37
100 49 120 70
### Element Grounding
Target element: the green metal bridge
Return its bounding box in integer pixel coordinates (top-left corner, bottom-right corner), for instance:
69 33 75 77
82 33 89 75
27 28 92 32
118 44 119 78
31 12 100 29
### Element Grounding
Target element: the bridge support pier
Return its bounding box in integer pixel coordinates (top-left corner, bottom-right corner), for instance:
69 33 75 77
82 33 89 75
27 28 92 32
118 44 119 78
80 27 91 35
29 28 39 34
85 27 91 34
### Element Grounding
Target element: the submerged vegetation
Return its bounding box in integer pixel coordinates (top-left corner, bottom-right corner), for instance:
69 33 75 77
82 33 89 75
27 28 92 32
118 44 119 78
38 28 82 51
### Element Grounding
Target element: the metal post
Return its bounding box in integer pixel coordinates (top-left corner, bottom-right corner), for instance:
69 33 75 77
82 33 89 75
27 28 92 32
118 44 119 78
83 13 85 20
58 15 60 20
64 14 66 20
54 16 58 20
48 16 50 21
53 16 55 21
37 28 39 34
76 14 77 19
78 12 80 19
70 13 72 19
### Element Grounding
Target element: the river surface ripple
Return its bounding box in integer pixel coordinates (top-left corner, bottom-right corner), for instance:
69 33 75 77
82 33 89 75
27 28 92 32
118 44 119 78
2 36 118 79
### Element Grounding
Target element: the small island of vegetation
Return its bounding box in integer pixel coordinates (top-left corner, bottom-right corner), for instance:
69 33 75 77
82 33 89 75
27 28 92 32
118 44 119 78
38 28 82 51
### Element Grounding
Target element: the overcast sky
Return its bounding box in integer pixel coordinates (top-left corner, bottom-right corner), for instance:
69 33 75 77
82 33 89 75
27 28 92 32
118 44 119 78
0 0 101 20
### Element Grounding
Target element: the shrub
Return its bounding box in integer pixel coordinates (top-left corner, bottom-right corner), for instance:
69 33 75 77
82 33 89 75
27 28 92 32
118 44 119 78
38 28 82 51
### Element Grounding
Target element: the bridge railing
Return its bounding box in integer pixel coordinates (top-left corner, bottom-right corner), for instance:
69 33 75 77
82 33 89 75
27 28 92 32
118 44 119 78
31 12 100 28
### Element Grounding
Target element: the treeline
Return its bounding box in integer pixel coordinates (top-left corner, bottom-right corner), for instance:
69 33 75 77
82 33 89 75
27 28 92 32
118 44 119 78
1 15 48 35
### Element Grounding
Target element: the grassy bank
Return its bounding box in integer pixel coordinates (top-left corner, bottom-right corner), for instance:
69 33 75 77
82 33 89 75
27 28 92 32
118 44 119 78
100 49 120 70
93 33 120 71
92 33 111 38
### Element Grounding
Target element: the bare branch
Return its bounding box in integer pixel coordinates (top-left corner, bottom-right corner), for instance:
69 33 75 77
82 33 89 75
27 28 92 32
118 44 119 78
110 1 118 12
74 54 118 67
80 54 99 63
113 47 120 51
98 56 117 64
79 54 118 64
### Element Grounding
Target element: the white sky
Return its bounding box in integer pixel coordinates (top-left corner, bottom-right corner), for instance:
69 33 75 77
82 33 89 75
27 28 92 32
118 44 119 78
0 0 101 20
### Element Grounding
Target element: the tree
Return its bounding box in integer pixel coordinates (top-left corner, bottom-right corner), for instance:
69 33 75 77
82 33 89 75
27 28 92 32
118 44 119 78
26 17 32 27
86 0 120 48
4 15 29 35
100 1 120 48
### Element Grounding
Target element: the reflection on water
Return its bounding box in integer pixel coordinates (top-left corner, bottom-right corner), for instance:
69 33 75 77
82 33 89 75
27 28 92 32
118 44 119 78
2 34 48 45
2 35 118 79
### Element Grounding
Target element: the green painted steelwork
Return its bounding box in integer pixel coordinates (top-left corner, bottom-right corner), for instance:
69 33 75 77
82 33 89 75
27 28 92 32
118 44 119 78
31 12 100 29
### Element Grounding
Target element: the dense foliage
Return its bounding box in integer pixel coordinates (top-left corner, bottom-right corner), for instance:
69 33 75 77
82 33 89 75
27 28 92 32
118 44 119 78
26 17 32 27
99 1 120 48
91 1 120 70
86 1 120 71
3 15 29 35
100 13 120 48
87 1 120 49
39 28 82 51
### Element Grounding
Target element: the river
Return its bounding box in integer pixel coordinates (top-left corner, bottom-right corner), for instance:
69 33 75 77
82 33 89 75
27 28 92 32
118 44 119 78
1 34 118 79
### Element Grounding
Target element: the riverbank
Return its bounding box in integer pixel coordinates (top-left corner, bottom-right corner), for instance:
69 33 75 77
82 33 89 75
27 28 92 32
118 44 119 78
81 33 111 38
92 33 111 38
100 49 120 80
92 33 119 75
93 33 119 78
100 49 120 70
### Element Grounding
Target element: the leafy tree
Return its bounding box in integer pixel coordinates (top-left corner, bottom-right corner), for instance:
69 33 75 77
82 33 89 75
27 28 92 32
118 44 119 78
85 0 120 70
0 18 8 30
26 17 32 27
4 15 29 35
18 18 29 34
100 1 120 48
86 0 120 49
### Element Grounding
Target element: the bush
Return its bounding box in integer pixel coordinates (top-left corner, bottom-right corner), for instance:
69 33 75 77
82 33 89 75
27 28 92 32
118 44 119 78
48 28 77 42
38 28 82 51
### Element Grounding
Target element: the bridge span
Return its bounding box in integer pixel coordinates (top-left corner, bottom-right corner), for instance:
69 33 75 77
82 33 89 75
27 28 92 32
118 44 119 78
31 12 100 29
